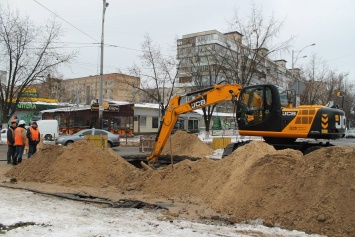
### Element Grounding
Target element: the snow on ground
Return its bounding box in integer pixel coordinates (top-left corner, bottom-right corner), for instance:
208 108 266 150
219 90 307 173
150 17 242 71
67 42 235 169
0 187 324 237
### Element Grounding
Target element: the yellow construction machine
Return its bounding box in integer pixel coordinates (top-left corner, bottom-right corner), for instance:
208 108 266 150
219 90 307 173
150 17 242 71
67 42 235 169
147 83 346 163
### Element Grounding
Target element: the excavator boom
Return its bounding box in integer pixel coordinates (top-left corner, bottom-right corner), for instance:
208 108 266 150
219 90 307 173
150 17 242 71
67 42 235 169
147 84 243 163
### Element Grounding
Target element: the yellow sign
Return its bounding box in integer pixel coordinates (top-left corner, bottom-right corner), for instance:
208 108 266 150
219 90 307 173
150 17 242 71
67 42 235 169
103 102 109 109
22 88 37 93
19 97 58 103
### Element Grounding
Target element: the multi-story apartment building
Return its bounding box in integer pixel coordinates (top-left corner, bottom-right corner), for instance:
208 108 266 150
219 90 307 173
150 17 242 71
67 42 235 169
61 73 140 104
176 30 294 91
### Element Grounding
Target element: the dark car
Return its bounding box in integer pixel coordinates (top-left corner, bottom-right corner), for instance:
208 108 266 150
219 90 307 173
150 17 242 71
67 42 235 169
55 129 120 147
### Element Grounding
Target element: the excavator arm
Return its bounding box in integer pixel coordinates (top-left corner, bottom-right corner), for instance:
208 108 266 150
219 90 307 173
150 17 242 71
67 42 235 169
147 84 243 163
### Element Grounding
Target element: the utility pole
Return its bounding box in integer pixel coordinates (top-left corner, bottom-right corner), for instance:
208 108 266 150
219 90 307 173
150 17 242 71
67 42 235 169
99 0 109 129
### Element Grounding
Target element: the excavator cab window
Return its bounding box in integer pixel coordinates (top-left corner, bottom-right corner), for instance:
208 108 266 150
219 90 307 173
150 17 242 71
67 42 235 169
237 85 274 127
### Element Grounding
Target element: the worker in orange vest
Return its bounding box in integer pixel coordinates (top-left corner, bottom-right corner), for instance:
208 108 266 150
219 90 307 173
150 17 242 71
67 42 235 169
27 121 41 158
6 119 17 164
13 120 27 165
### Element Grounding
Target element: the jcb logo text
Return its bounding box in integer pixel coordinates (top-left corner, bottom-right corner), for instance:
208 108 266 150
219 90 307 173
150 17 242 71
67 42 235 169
190 99 206 109
282 111 297 116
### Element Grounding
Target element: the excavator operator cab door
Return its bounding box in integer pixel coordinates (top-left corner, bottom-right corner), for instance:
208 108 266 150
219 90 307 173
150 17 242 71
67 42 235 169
236 84 282 132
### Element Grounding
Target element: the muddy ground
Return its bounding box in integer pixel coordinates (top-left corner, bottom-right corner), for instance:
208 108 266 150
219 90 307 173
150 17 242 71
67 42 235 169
1 131 354 237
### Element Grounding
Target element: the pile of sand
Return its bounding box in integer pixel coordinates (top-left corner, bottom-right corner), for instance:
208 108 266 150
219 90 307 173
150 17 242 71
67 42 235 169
5 141 141 189
141 141 354 237
161 131 214 157
5 135 355 237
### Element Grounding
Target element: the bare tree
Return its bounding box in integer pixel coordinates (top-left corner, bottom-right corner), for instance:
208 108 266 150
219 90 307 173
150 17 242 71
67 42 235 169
0 5 76 123
176 4 293 133
224 4 293 86
179 43 236 133
125 34 178 116
300 55 350 110
35 75 70 103
300 55 329 105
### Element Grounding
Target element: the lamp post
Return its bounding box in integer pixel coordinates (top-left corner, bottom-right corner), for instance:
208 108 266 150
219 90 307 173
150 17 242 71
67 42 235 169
291 43 316 76
99 0 109 129
291 43 316 107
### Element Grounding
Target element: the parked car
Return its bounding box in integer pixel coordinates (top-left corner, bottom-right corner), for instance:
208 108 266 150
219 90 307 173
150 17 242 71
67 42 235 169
55 129 120 147
345 129 355 138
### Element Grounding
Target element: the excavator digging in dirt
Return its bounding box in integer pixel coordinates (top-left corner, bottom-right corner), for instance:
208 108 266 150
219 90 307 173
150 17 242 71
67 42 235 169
147 83 345 163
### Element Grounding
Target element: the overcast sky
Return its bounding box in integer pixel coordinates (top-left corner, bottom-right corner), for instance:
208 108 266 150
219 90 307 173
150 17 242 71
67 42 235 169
4 0 355 83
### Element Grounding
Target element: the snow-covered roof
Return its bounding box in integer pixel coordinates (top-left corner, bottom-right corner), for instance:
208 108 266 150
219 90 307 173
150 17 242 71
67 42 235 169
40 100 134 113
104 99 132 106
133 103 160 109
41 105 91 113
19 101 62 105
194 109 235 117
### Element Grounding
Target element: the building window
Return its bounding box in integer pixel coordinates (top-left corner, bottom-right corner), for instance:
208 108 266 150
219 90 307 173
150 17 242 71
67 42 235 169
152 117 159 128
174 119 185 129
140 116 147 127
179 76 192 83
188 119 198 129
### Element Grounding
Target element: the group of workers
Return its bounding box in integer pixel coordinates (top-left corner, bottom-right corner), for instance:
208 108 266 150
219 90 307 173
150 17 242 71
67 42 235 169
6 117 41 165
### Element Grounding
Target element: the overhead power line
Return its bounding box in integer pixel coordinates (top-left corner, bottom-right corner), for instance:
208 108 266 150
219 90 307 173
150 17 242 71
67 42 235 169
33 0 99 43
327 52 355 62
32 0 145 53
32 1 176 59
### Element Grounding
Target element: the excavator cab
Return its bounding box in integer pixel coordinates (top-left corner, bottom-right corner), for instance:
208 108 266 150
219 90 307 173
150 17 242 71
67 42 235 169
236 84 346 141
237 84 282 132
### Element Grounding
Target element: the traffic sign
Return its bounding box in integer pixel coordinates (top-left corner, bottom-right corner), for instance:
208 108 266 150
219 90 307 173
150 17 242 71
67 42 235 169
290 80 306 95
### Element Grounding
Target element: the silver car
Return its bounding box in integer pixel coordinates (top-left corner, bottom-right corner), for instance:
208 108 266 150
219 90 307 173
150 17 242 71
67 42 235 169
56 129 120 147
345 129 355 138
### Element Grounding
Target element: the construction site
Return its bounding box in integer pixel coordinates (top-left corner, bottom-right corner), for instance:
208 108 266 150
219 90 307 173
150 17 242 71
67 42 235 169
0 130 354 237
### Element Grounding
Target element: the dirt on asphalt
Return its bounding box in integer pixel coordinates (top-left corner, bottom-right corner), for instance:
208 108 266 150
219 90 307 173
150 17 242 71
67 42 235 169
1 131 354 237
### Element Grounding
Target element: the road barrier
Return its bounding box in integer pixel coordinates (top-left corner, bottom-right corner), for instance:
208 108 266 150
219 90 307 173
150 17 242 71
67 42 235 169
84 135 108 148
139 135 156 153
211 137 231 150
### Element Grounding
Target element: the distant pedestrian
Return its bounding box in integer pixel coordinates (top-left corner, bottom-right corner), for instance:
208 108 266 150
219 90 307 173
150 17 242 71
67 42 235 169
27 121 40 158
6 120 17 164
13 120 27 165
13 116 19 126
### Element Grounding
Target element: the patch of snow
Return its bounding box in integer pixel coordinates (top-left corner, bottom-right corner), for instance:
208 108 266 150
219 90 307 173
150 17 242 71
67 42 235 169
0 187 324 237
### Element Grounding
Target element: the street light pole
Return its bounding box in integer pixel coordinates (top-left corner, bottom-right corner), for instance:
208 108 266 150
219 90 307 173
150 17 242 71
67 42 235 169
291 43 316 107
291 43 316 75
99 0 109 129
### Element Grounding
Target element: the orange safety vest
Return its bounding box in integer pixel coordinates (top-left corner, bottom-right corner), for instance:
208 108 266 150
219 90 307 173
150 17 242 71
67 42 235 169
14 127 25 146
29 127 40 141
7 127 15 145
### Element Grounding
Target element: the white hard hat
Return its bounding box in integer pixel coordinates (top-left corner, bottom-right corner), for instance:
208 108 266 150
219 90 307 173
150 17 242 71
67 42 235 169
18 120 26 125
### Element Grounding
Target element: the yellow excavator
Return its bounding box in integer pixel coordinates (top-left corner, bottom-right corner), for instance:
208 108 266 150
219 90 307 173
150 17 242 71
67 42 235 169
147 83 346 163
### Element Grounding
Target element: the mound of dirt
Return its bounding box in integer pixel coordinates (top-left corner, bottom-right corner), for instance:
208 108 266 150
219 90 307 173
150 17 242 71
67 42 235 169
141 141 354 237
4 139 354 236
5 141 142 189
161 131 214 158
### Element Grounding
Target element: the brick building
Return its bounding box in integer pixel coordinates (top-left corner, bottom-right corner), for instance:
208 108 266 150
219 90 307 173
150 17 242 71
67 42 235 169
61 73 140 104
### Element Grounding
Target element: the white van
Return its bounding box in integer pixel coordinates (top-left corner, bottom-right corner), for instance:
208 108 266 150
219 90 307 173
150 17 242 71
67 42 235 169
36 120 59 141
